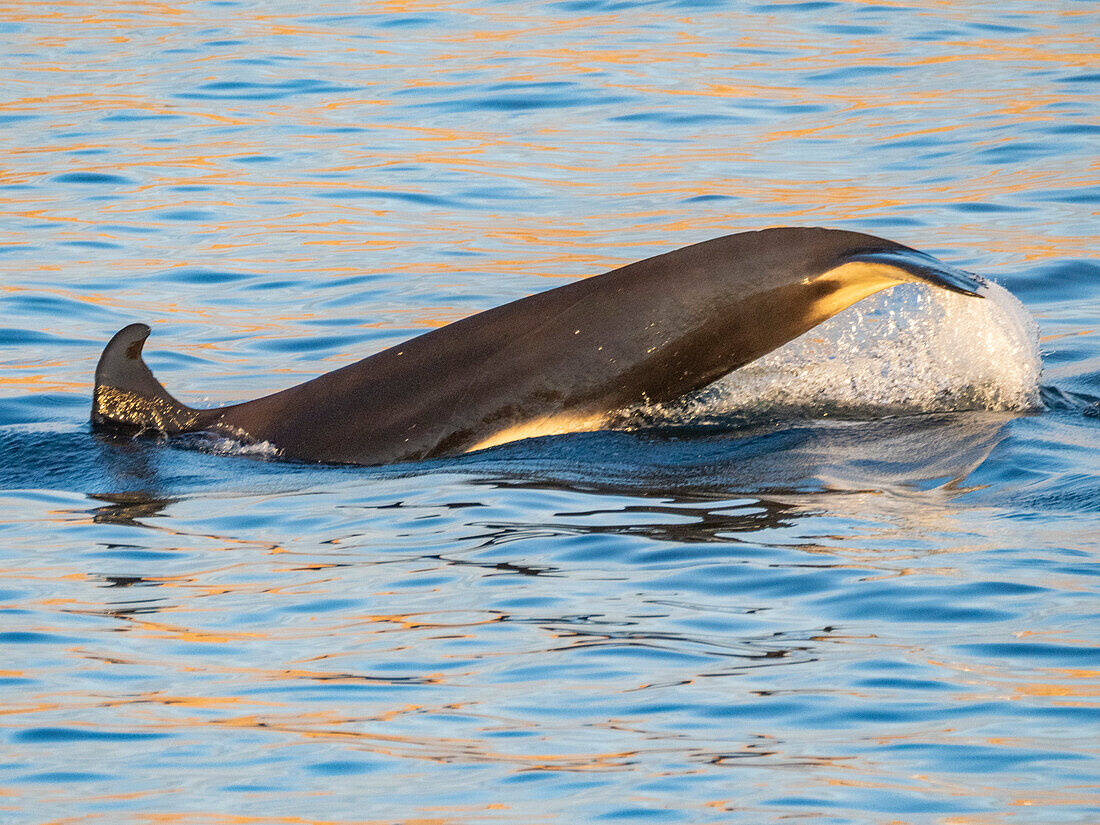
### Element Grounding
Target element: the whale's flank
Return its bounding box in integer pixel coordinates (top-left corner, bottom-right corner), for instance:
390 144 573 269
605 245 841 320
91 227 984 465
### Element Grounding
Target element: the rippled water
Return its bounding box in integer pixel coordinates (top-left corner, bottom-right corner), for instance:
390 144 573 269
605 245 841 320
2 2 1098 823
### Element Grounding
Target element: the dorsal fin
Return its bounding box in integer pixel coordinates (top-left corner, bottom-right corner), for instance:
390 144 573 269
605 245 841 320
91 323 208 435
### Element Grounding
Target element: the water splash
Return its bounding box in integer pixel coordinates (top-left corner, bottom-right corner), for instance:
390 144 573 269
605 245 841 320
188 435 284 459
654 279 1041 423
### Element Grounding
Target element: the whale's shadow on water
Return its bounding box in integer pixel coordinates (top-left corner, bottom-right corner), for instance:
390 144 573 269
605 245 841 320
441 411 1020 498
0 409 1024 504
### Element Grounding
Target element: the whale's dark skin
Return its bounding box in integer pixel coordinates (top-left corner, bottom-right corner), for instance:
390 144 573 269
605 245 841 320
92 227 983 465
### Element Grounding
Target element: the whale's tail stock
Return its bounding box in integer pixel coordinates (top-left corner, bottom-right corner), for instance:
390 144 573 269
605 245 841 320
91 323 216 436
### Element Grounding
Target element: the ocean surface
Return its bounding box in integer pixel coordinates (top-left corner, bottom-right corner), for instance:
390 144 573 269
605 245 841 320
1 2 1098 823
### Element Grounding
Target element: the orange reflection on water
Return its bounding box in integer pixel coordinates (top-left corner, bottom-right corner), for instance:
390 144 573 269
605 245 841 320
124 816 473 825
0 367 85 395
209 708 643 772
929 656 1100 713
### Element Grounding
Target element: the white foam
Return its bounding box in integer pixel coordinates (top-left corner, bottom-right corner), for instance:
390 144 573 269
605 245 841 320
650 279 1041 423
194 436 284 459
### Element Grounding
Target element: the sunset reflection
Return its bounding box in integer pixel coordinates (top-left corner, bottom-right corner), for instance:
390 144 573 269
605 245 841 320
2 1 1098 823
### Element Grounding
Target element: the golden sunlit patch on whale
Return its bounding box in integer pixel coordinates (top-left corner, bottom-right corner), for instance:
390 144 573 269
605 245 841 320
804 260 943 323
465 411 607 453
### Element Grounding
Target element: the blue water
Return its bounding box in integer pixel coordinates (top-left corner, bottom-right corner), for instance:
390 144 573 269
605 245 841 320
2 2 1098 823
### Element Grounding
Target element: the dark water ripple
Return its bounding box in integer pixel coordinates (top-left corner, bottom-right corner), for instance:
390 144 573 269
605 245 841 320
2 1 1099 823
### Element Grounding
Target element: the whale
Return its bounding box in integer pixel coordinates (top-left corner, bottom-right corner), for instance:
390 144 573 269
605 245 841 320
91 227 984 465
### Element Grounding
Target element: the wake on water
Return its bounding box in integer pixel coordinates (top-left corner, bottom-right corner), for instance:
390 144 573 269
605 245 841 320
0 277 1043 486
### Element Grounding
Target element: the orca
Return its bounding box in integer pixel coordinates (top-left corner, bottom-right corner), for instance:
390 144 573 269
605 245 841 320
91 227 983 465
